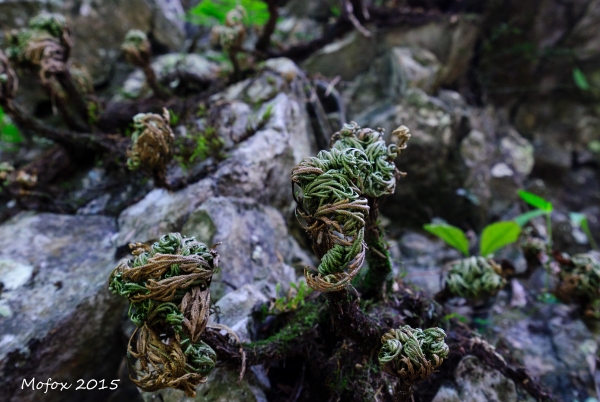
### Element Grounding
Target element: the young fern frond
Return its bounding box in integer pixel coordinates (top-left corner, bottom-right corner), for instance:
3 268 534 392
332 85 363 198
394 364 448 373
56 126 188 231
292 121 410 292
108 233 220 397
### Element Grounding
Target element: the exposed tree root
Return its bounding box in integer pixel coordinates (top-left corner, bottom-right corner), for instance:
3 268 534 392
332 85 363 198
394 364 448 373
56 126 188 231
202 287 553 401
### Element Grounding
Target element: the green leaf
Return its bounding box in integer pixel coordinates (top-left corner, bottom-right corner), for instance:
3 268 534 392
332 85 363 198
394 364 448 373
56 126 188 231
479 221 521 256
424 224 469 256
573 67 590 91
518 190 553 212
514 209 548 227
188 0 269 27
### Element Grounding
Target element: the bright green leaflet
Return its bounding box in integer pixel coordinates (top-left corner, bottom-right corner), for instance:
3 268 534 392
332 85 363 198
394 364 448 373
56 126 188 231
424 223 469 256
0 106 23 152
573 67 590 91
518 190 553 212
188 0 269 26
479 221 521 256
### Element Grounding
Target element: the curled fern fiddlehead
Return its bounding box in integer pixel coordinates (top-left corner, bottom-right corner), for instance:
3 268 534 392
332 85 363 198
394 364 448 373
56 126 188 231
109 233 220 396
378 325 448 385
5 12 73 84
127 108 174 186
555 252 600 317
445 256 505 300
292 122 410 292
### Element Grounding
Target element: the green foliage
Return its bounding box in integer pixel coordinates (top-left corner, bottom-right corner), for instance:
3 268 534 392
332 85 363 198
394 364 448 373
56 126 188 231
0 106 23 152
270 280 313 315
425 219 521 257
480 221 521 257
188 0 269 27
87 101 100 126
247 302 322 354
190 127 225 162
537 292 559 304
108 233 219 393
570 212 598 250
573 67 590 91
378 326 448 384
245 104 273 135
424 223 469 256
292 122 410 292
442 312 468 324
518 190 553 212
589 140 600 153
169 109 180 126
446 257 506 300
516 189 554 247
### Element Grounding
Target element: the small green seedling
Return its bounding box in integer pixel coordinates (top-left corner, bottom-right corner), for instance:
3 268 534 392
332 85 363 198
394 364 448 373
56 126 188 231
424 220 518 300
270 280 314 315
515 190 554 248
424 221 521 257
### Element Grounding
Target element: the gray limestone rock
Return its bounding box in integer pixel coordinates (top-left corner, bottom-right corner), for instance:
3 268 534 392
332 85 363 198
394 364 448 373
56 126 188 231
431 356 520 402
141 366 268 402
396 232 462 296
182 197 299 300
489 299 598 401
118 54 221 100
0 212 124 402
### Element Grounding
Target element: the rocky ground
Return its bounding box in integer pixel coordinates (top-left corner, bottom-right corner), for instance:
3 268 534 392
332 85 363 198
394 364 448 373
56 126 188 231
0 0 599 401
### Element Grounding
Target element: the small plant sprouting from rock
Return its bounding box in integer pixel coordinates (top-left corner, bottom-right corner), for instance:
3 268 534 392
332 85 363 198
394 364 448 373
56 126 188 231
292 121 410 292
555 252 600 318
514 190 600 313
379 325 449 401
127 108 175 188
444 257 506 301
108 233 220 396
266 280 313 315
121 29 170 100
210 6 247 79
424 220 519 300
5 12 91 130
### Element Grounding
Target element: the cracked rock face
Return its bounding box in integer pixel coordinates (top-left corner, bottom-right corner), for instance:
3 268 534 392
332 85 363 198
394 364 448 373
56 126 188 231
0 213 124 402
431 356 523 402
488 292 598 401
0 58 317 402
